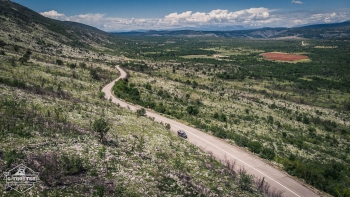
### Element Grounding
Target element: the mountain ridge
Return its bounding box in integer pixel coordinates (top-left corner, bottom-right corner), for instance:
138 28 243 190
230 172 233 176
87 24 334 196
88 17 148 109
0 0 121 54
113 21 350 39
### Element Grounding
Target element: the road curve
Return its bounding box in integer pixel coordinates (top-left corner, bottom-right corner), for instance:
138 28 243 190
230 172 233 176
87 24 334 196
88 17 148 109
102 66 319 197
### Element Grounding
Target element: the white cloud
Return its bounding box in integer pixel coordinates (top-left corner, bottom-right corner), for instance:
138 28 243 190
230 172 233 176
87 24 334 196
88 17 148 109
40 8 350 31
291 0 303 4
40 10 67 20
163 8 271 25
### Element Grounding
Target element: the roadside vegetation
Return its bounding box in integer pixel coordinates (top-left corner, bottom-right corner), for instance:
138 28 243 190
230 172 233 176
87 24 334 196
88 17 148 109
1 0 350 195
116 37 350 197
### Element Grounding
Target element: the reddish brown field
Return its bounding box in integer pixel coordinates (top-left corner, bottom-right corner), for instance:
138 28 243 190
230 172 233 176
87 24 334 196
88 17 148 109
260 52 309 62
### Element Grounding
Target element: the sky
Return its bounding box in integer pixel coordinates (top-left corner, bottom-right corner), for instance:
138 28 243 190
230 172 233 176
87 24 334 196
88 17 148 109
12 0 350 32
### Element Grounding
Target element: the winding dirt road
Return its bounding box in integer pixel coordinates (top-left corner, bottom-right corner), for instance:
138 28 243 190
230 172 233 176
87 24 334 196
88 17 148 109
102 66 319 197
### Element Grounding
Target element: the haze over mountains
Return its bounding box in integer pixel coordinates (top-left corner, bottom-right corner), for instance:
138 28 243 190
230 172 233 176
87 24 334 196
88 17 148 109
1 0 349 42
113 20 350 39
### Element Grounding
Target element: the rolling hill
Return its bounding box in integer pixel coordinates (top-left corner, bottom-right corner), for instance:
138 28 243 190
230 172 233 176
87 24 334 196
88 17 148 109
0 0 124 57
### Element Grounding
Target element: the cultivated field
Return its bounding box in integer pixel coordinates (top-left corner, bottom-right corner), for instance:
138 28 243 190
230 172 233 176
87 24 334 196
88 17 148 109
260 52 309 62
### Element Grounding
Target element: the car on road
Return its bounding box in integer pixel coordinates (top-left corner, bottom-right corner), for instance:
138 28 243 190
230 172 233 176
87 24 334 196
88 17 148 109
177 130 187 139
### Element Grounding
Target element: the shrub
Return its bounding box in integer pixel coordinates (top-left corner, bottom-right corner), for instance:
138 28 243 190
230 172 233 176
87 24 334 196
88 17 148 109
186 105 199 115
56 59 64 65
136 108 146 116
90 69 100 80
235 135 249 147
93 118 110 142
303 115 310 124
267 116 274 124
213 112 219 119
296 115 302 122
144 83 152 90
238 169 253 192
247 141 262 153
19 50 32 64
94 185 105 197
260 147 275 160
4 150 23 168
220 113 227 122
61 154 85 175
68 63 77 69
165 123 171 130
210 124 227 138
282 132 287 138
155 103 166 113
79 62 87 69
98 92 105 99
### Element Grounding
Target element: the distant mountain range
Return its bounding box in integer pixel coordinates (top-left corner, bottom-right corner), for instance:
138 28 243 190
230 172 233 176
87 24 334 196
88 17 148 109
113 21 350 39
1 0 349 45
119 25 246 33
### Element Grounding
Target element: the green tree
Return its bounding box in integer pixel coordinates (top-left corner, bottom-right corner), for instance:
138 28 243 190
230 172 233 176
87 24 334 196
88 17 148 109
68 63 77 69
62 154 85 175
79 62 87 69
19 50 32 64
98 92 105 99
0 40 6 48
220 113 227 122
260 147 275 160
90 69 99 80
192 81 198 88
145 83 152 90
247 141 262 153
213 112 219 119
303 115 310 124
186 105 199 115
267 116 274 124
56 59 64 65
93 118 110 142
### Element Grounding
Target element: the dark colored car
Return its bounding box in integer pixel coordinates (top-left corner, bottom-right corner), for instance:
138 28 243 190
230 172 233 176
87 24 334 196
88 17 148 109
177 130 187 139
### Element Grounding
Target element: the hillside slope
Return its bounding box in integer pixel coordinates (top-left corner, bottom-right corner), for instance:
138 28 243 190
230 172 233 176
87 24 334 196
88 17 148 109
0 0 124 59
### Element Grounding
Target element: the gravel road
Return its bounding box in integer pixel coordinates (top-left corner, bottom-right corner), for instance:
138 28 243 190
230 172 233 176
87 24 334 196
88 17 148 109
102 66 319 197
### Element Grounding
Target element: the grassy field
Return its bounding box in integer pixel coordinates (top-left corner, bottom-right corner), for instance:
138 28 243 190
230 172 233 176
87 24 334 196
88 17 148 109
0 47 272 196
2 1 349 196
118 38 350 196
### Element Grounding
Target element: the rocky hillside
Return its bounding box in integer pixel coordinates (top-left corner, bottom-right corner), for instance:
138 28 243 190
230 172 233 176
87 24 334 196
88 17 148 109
0 0 124 59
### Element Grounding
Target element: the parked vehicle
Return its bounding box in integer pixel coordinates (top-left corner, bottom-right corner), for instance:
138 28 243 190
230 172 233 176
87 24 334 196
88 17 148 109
177 130 187 139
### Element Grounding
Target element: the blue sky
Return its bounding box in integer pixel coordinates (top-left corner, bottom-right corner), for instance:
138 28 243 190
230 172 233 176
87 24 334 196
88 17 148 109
12 0 350 31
